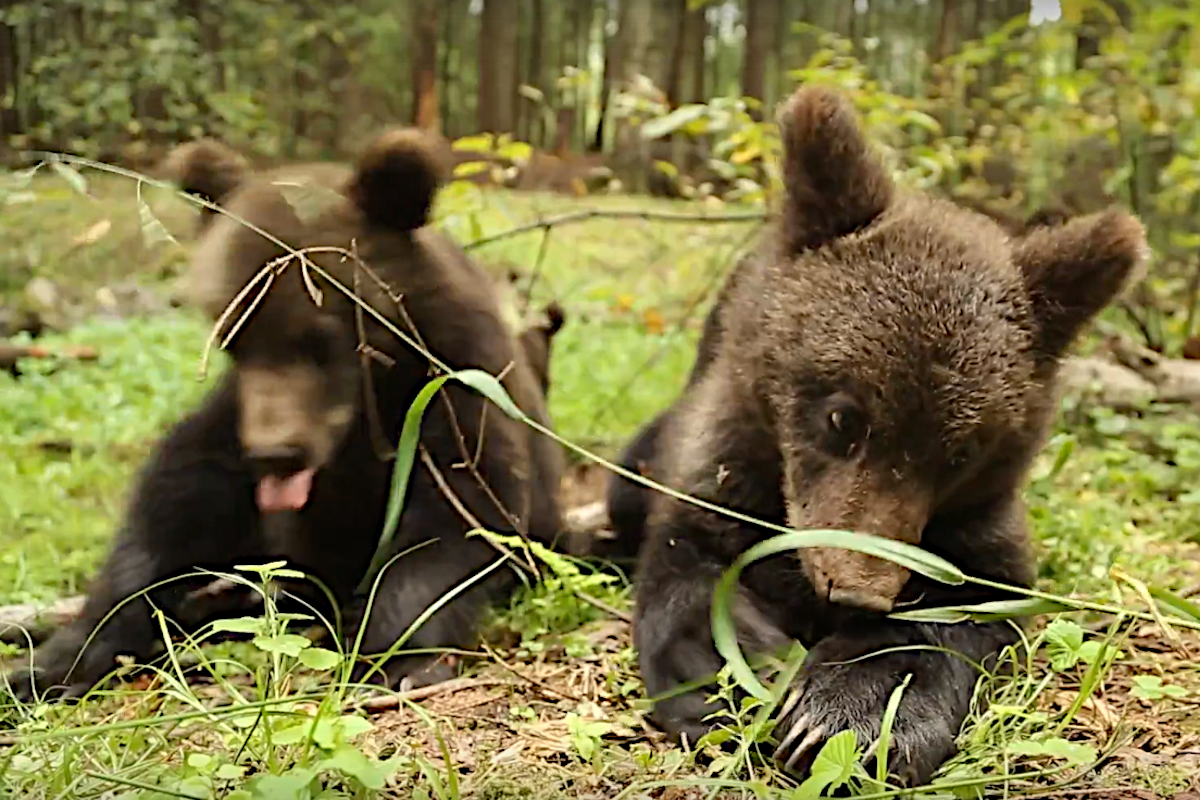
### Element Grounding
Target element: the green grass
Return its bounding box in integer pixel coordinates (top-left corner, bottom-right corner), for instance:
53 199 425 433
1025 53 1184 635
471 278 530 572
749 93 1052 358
1 168 1199 798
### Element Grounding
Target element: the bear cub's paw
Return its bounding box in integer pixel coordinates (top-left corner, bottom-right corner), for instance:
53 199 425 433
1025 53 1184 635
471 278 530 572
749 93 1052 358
4 662 84 705
773 634 959 787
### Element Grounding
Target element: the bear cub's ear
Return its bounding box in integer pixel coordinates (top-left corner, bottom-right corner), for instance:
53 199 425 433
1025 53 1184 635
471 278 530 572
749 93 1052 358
161 138 250 209
776 85 895 254
347 128 448 233
1013 208 1149 360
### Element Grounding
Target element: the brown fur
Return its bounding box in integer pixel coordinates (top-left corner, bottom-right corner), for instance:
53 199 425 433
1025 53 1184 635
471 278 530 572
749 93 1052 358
7 128 564 701
517 301 566 398
161 138 250 219
612 85 1147 782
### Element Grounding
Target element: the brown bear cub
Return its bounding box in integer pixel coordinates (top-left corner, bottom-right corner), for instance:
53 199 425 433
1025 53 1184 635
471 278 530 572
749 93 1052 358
611 86 1147 784
6 129 564 701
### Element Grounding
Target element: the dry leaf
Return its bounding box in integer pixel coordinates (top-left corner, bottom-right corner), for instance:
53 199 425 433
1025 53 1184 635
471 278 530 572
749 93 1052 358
73 218 112 246
642 308 665 335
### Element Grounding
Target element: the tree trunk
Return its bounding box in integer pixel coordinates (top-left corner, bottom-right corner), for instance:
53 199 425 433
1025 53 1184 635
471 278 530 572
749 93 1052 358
574 0 593 150
615 0 653 192
439 0 455 137
412 0 441 132
0 2 19 144
512 0 527 141
643 0 678 97
527 0 545 147
478 0 520 134
741 0 778 117
934 0 960 63
663 0 690 107
592 0 616 152
685 3 708 104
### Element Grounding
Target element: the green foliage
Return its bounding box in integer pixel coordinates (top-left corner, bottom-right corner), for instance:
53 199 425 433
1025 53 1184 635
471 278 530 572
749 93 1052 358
4 0 406 159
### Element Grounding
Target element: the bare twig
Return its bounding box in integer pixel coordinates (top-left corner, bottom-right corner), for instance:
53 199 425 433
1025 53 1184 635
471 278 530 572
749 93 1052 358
462 208 767 251
481 644 585 702
347 677 517 713
575 591 633 624
517 224 555 315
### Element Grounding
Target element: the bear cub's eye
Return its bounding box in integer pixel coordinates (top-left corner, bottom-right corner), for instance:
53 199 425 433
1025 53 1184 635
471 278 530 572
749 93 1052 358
821 393 868 458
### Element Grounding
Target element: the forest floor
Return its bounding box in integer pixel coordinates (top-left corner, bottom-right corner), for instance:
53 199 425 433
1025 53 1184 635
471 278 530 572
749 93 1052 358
1 167 1200 799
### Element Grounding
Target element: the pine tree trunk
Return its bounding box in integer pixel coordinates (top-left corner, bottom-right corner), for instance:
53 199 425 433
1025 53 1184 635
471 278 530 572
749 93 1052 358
412 0 441 133
741 0 778 118
478 0 519 134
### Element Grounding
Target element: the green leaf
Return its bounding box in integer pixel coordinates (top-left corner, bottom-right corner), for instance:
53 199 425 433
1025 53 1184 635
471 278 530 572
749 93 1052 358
452 133 495 153
454 369 527 421
1044 619 1087 672
1148 586 1200 623
654 160 679 178
210 616 266 635
369 368 529 591
795 729 860 798
496 140 533 164
712 529 964 700
332 715 375 742
1132 675 1189 701
890 597 1069 624
235 560 290 575
875 674 912 785
186 753 215 772
452 161 490 178
641 104 708 140
298 647 342 671
1008 736 1096 765
319 744 388 790
252 633 313 658
272 721 313 746
250 769 318 798
372 373 454 573
50 160 89 196
138 189 178 249
215 764 246 780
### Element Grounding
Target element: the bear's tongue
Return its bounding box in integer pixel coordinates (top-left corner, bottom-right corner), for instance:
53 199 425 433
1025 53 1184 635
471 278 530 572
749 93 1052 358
256 469 316 513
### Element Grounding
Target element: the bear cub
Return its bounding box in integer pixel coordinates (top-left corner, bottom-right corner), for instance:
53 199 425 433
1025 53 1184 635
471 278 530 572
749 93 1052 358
611 85 1147 784
6 128 564 701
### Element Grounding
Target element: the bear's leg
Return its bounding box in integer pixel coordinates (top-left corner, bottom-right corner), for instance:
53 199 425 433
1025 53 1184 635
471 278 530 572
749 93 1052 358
634 512 791 746
5 394 261 702
343 483 516 691
604 410 673 562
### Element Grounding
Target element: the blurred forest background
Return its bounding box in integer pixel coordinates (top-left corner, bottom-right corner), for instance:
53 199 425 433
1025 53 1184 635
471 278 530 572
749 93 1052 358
4 0 1200 359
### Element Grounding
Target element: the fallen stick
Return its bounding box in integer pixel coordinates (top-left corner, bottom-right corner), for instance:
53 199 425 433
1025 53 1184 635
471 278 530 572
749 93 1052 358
349 677 517 713
0 595 85 646
1 343 99 376
0 578 255 647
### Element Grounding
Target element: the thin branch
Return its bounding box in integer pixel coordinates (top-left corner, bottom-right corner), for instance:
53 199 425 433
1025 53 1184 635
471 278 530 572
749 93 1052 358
348 677 517 713
518 224 555 315
481 643 585 702
575 591 633 624
463 208 768 251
